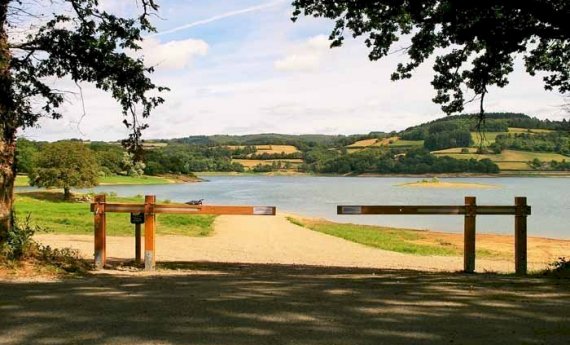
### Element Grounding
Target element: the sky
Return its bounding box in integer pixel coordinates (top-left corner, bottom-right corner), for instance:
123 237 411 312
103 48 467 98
21 0 568 142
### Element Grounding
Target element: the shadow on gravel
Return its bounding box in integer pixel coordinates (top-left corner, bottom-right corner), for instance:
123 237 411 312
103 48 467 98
1 261 569 345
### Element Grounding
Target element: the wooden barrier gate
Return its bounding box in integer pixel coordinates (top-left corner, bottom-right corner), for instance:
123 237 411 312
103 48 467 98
91 195 276 271
337 196 531 275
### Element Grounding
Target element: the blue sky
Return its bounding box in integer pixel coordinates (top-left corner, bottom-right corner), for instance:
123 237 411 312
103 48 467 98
22 0 568 141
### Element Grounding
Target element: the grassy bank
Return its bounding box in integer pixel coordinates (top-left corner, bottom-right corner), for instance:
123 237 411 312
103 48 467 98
14 192 216 237
99 175 175 185
287 217 500 258
15 174 178 187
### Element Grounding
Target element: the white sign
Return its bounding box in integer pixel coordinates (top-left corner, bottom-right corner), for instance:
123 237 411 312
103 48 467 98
253 206 274 215
341 206 362 214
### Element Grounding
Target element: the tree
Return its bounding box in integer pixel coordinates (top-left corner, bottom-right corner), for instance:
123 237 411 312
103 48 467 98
0 1 167 240
15 137 40 175
28 141 99 200
121 152 145 177
292 1 569 117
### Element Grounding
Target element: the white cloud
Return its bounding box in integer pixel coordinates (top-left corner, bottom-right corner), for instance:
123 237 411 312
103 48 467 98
306 35 330 50
274 54 321 72
140 38 208 70
274 34 331 72
21 2 568 142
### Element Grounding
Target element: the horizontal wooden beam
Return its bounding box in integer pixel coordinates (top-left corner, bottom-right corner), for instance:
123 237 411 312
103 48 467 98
337 205 530 216
90 203 276 215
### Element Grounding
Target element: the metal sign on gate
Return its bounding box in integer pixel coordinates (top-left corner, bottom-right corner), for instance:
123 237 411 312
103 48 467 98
130 213 145 224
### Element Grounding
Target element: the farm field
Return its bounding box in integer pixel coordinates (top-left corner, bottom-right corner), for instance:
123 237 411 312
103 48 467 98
470 127 555 146
141 141 168 149
226 144 299 154
433 149 569 170
470 131 506 146
508 127 554 134
232 158 303 168
387 139 423 147
347 136 400 148
347 138 379 147
432 147 478 154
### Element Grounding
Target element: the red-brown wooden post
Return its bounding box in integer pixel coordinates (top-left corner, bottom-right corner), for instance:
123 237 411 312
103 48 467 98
515 197 528 275
94 194 106 269
464 196 476 273
144 195 156 271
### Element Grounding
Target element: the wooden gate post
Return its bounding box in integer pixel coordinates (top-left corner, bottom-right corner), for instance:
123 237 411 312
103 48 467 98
464 196 476 273
144 195 156 271
515 197 528 275
94 194 106 269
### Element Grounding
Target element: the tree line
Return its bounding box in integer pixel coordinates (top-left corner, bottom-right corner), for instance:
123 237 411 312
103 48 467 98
491 133 570 155
301 148 499 175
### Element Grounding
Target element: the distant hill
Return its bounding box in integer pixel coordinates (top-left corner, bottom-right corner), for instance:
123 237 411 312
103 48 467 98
171 133 348 147
18 112 568 178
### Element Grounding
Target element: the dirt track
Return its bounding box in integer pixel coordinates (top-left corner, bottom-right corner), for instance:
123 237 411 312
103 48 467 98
1 263 569 345
3 215 569 344
34 214 550 273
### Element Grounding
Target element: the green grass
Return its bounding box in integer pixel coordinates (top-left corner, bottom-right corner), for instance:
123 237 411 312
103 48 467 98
287 217 458 256
286 217 304 227
470 132 507 146
433 149 569 171
14 192 216 237
15 175 29 187
99 175 173 185
431 147 478 154
508 127 554 134
388 140 424 147
15 174 173 187
470 128 555 147
287 217 501 258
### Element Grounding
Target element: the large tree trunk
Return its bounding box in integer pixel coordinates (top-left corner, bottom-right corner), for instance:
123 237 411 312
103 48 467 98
0 0 16 243
0 140 15 241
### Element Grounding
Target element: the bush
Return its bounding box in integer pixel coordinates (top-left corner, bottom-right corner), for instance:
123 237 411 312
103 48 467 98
0 214 42 260
0 215 90 274
37 246 90 273
544 257 570 278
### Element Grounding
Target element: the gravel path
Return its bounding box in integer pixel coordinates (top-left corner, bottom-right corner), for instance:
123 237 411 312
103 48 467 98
35 214 525 272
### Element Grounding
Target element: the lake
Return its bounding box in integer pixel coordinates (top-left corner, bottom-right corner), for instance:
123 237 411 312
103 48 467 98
66 175 570 239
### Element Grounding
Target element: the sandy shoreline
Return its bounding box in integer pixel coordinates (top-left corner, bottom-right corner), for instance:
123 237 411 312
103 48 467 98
397 181 499 189
33 213 568 273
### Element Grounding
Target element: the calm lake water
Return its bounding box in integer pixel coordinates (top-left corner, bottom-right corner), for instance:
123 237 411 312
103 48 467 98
66 175 570 240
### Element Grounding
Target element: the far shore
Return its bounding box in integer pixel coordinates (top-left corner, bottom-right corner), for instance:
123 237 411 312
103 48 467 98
197 171 570 178
398 181 499 189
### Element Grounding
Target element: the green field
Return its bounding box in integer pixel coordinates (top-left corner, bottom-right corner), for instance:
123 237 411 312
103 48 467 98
14 192 216 236
470 127 556 147
287 217 497 257
99 175 174 185
15 174 174 187
433 149 569 171
431 147 478 154
470 132 507 146
388 140 424 147
508 127 554 134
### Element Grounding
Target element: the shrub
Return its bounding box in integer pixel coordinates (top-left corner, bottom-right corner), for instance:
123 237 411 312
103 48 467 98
0 215 90 274
0 214 42 260
537 257 570 279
